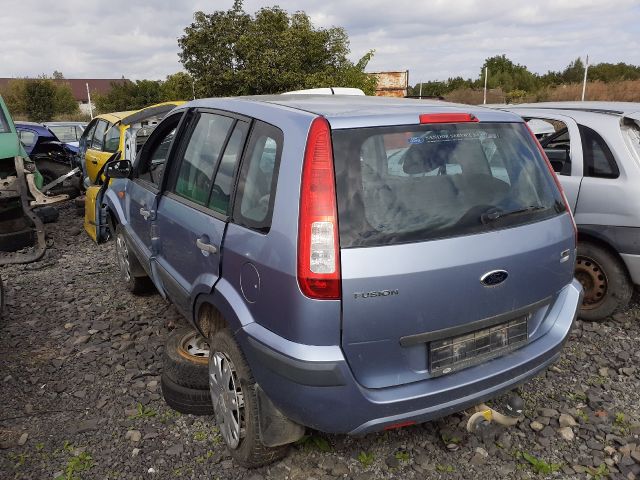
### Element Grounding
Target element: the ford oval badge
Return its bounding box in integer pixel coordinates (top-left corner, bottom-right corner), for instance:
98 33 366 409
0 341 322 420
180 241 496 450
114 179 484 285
480 270 509 287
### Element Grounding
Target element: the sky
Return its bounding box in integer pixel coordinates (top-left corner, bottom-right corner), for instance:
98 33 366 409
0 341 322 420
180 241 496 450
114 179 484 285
1 0 639 85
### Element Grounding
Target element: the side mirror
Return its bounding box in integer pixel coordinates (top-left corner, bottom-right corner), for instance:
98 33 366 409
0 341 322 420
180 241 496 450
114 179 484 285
105 160 133 179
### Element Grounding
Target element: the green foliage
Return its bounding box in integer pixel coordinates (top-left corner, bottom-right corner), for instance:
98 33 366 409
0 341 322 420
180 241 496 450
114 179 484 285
55 451 93 480
178 0 375 96
357 451 375 467
129 403 157 419
0 74 79 121
588 463 609 479
519 451 562 475
394 450 410 462
161 72 195 101
25 80 56 122
295 434 331 452
436 464 455 473
95 80 163 113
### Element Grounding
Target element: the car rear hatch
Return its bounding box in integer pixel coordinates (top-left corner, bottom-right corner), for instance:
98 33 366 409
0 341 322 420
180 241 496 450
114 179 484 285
331 118 576 389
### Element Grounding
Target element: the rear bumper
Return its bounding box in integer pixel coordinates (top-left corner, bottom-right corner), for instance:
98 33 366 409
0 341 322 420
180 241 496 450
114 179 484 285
237 279 583 435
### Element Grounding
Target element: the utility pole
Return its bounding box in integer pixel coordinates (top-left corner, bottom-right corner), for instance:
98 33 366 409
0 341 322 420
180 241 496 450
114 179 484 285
86 83 93 119
483 67 488 105
419 82 422 99
581 55 589 101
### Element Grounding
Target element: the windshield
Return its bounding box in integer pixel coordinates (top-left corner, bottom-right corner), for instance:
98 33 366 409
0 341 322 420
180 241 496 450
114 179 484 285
0 108 9 133
332 122 565 248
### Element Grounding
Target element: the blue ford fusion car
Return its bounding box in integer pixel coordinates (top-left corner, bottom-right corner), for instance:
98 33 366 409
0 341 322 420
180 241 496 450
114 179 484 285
101 95 583 467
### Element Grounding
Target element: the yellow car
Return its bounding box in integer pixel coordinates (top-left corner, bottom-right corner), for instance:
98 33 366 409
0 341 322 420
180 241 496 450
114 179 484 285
81 101 184 242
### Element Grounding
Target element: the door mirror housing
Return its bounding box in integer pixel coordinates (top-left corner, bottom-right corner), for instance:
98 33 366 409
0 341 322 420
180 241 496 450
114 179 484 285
105 159 133 179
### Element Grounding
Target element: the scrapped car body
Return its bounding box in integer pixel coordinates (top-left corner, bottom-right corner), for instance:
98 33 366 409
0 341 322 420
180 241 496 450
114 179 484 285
43 121 86 153
80 101 184 242
0 97 64 265
503 102 640 320
15 121 80 196
102 95 582 466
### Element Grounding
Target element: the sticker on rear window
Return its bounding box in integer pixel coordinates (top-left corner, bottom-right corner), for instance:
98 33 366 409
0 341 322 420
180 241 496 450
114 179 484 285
408 136 424 144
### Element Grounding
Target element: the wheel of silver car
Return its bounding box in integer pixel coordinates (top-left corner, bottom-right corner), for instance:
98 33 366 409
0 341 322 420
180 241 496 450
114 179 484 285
575 242 633 321
209 350 245 449
575 255 607 310
208 329 288 467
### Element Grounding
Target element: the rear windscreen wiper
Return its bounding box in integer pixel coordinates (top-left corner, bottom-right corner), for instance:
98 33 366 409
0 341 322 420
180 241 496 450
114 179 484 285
481 205 546 224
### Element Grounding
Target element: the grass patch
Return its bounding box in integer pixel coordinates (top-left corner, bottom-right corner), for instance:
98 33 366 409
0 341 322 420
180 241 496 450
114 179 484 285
129 403 157 419
295 434 331 452
395 450 410 462
436 464 455 473
518 451 561 475
357 451 375 468
55 451 93 480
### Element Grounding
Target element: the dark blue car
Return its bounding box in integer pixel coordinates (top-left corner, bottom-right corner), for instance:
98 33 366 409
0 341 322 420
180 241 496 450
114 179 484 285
101 95 583 467
15 122 80 195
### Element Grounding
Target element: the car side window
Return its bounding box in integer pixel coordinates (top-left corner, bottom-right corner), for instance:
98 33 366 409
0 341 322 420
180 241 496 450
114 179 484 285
209 121 249 214
173 113 234 206
103 124 121 153
18 130 37 148
91 120 108 150
579 124 619 178
81 120 98 148
234 121 283 231
534 119 572 176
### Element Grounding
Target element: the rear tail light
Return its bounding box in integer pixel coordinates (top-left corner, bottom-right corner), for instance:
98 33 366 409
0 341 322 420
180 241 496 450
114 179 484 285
525 123 577 241
419 113 478 124
297 117 341 300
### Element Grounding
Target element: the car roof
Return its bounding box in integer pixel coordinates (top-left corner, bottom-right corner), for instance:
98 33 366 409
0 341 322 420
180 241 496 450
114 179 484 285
186 95 521 128
14 121 56 136
510 101 640 117
97 101 186 125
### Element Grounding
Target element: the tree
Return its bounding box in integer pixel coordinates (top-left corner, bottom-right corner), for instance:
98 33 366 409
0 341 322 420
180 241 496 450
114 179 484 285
54 81 79 115
161 72 195 101
178 1 376 96
480 55 539 92
94 80 162 113
24 80 56 122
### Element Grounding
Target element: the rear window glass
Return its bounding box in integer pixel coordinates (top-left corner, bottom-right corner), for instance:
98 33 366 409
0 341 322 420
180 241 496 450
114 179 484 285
332 122 565 248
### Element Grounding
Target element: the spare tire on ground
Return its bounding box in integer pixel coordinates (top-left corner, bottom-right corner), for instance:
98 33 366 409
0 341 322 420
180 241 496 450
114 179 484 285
161 372 214 415
162 327 210 389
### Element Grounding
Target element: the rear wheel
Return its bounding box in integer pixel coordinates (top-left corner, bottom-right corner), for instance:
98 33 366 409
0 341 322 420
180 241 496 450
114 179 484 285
115 225 154 294
208 329 288 467
575 242 633 321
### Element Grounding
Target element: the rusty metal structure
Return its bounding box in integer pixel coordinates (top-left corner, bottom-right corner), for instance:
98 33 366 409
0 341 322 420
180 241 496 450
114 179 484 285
370 71 409 98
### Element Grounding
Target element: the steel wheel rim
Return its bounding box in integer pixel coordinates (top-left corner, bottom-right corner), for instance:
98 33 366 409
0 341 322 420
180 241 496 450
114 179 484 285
575 255 607 309
209 351 244 449
178 331 209 363
116 234 131 282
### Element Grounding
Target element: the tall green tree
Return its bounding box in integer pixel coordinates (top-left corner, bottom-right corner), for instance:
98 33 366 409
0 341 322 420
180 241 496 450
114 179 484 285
160 72 195 101
25 80 57 122
178 1 376 96
94 80 162 113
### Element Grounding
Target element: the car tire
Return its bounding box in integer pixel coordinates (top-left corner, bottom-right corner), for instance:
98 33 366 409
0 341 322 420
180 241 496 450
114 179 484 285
575 241 633 321
37 160 79 197
114 225 154 295
163 328 210 390
208 328 288 468
161 372 214 415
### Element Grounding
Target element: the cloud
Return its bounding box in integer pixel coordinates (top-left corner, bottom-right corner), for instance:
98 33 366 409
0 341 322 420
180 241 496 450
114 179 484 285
0 0 638 84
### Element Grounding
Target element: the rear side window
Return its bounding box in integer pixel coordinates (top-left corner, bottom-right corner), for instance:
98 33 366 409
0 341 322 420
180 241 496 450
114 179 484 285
233 121 283 231
104 124 121 153
173 112 234 206
332 122 565 248
579 124 619 178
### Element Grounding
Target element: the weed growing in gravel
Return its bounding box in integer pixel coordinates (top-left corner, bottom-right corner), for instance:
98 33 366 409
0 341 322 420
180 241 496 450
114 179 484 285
295 434 331 452
358 451 375 468
158 409 181 423
194 450 216 464
35 442 44 451
129 403 156 419
436 464 455 473
55 451 93 480
395 450 410 462
7 452 29 469
576 409 589 423
588 463 609 479
193 430 207 442
516 451 561 475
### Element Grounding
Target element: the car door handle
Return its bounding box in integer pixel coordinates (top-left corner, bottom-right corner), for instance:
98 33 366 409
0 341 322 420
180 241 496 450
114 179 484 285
139 208 151 220
196 238 218 255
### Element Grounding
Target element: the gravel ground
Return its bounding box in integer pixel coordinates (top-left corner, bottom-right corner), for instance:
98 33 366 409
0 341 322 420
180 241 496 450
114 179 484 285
1 201 640 480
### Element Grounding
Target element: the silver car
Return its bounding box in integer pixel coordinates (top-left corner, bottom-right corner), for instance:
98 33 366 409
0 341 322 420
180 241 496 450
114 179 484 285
504 102 640 320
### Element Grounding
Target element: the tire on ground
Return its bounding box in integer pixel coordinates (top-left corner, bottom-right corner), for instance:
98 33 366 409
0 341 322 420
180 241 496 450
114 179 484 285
576 241 633 321
161 373 214 416
163 327 209 389
114 224 154 295
209 328 288 468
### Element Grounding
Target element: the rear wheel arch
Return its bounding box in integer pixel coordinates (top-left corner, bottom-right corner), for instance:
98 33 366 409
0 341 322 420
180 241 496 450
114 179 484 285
193 299 228 340
577 230 630 276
